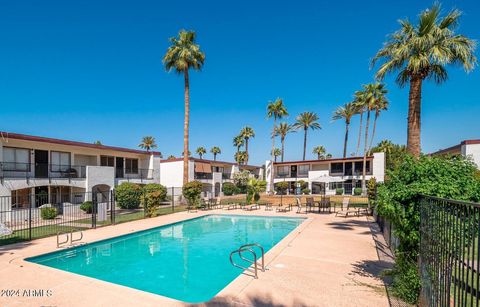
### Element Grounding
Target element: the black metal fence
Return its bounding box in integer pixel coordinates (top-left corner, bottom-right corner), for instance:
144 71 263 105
0 187 184 246
419 195 480 307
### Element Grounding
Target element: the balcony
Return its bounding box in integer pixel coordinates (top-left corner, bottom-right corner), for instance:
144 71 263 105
222 173 231 180
0 162 87 181
194 172 213 180
115 167 154 181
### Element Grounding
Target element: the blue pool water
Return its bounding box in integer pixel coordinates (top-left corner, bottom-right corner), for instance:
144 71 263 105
27 214 305 303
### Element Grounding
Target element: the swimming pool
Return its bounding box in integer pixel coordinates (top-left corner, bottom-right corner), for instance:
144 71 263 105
27 214 305 303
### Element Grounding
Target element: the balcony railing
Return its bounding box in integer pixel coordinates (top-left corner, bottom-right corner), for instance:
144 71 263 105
194 172 213 180
116 168 154 181
0 162 86 180
222 173 231 179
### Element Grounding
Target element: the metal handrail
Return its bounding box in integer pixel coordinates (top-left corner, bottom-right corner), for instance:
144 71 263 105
230 247 258 279
239 243 265 272
56 232 69 248
70 229 83 245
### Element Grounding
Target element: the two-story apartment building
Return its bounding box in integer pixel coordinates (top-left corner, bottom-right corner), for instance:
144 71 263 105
0 132 161 214
431 139 480 168
265 152 385 195
159 157 264 198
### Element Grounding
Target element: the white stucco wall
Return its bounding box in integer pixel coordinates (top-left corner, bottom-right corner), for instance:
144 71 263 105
265 160 273 193
463 144 480 169
372 152 385 182
85 166 115 194
159 161 184 187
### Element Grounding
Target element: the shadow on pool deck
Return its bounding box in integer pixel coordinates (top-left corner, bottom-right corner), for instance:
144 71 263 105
194 293 310 307
326 218 373 231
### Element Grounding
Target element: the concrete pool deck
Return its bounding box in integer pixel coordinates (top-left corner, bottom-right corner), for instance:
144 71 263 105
0 210 390 307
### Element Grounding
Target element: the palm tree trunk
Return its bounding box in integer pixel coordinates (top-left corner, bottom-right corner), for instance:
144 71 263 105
356 112 363 156
362 111 371 194
302 128 307 161
183 68 190 185
368 112 379 152
407 78 422 158
245 139 249 164
214 154 216 161
270 119 276 194
281 137 285 162
343 121 349 158
274 156 277 163
317 153 321 160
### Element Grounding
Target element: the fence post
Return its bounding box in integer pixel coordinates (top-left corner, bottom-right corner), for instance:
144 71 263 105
110 189 115 225
171 187 174 212
92 192 97 228
28 194 32 240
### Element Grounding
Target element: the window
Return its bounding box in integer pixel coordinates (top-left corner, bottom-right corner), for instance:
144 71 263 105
298 164 310 176
276 165 289 177
3 147 30 171
125 158 138 174
100 156 114 167
212 166 224 173
330 162 343 174
354 161 371 174
51 151 71 172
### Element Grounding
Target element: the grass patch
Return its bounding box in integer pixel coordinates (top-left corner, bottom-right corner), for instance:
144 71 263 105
0 224 88 246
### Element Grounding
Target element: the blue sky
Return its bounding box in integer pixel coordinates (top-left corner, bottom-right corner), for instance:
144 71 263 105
0 0 479 165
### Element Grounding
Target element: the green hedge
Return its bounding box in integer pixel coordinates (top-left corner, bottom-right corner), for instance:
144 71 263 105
335 188 343 195
222 182 238 196
41 207 57 220
80 201 93 213
353 187 362 196
182 181 203 207
115 182 143 209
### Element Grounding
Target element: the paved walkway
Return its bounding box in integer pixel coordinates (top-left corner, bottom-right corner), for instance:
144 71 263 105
0 210 390 307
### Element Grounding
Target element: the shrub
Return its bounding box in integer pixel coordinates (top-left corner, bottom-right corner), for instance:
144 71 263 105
222 182 238 196
353 187 362 196
376 155 480 304
41 207 57 220
275 181 289 195
295 180 308 190
302 188 311 195
80 201 93 213
367 178 377 200
115 182 143 209
143 191 163 217
246 179 266 204
233 170 250 193
182 181 203 207
335 188 344 195
143 183 167 201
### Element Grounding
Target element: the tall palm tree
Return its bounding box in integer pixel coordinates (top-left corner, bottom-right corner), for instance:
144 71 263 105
372 4 477 157
272 148 281 162
163 30 205 185
233 135 245 153
360 83 388 193
195 147 206 159
267 98 288 192
235 151 248 165
274 122 297 162
294 112 321 160
210 146 221 161
353 91 367 156
240 126 255 164
368 96 389 151
167 155 176 160
138 136 158 152
312 146 326 160
93 140 102 145
332 102 356 158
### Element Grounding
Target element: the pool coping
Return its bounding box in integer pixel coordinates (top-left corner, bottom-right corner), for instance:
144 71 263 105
2 210 312 306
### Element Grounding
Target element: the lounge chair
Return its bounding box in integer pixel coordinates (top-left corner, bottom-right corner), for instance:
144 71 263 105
276 203 291 212
225 202 237 210
335 198 356 217
243 204 260 211
0 222 13 236
306 197 315 213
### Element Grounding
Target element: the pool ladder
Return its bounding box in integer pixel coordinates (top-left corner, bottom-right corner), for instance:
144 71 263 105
229 243 265 279
56 229 84 248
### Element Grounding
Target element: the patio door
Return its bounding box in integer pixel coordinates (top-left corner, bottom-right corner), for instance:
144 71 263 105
34 150 48 178
115 157 124 178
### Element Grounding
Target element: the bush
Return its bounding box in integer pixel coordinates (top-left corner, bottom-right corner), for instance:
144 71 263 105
233 170 250 193
335 188 344 195
246 179 266 204
353 187 362 196
80 201 93 214
116 182 143 209
275 181 289 195
143 183 167 201
41 207 57 220
222 182 238 196
376 155 480 304
302 188 311 195
182 181 203 207
367 178 377 200
143 191 163 217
